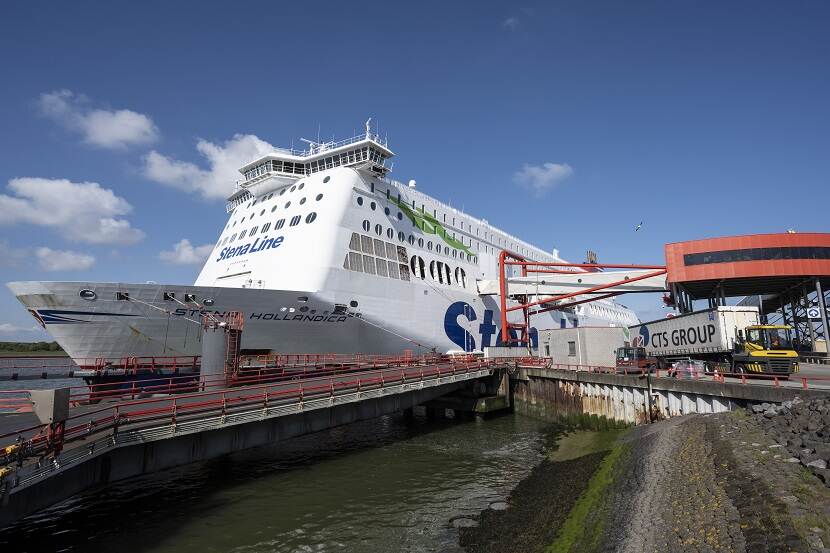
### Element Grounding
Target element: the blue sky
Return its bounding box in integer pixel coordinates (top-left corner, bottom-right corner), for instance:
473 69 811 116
1 1 828 340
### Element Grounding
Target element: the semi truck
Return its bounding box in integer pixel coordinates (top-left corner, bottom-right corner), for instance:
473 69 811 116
629 306 799 376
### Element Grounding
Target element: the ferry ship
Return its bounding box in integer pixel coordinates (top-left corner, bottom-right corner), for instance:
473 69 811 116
7 123 638 363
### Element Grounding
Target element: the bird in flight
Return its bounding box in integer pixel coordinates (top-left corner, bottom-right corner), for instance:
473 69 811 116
634 221 643 232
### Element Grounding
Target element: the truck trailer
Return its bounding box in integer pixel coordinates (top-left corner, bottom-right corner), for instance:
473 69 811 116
629 306 799 376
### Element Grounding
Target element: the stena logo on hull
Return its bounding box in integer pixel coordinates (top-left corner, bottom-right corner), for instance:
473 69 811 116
444 301 539 352
216 236 284 262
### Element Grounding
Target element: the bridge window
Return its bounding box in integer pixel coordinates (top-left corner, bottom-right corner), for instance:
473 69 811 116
261 223 271 233
385 242 397 259
363 255 376 275
398 231 405 242
429 260 441 283
349 252 363 272
361 235 374 255
375 224 382 236
316 194 323 201
275 219 285 230
250 226 258 235
410 255 425 279
305 212 317 224
362 220 370 232
376 258 389 277
290 216 301 227
388 261 400 279
387 228 394 239
455 267 467 288
374 238 385 257
239 229 248 239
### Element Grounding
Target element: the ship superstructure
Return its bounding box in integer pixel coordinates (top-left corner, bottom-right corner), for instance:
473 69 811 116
8 123 638 362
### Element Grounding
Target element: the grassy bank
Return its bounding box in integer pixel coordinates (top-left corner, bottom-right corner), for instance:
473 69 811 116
546 441 628 552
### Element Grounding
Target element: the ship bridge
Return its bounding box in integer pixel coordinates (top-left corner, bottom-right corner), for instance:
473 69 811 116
226 120 394 212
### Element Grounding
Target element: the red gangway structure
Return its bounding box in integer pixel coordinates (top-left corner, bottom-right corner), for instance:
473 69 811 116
496 250 668 346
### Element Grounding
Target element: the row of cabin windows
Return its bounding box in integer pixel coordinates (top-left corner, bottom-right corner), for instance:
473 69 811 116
356 189 542 262
360 218 479 265
227 177 329 230
408 256 467 288
217 212 317 247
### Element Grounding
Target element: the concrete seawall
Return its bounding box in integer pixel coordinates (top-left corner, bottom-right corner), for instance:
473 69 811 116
512 368 830 425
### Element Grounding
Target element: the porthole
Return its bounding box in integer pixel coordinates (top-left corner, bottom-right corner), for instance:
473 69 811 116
305 212 317 224
384 207 390 216
204 298 215 306
316 193 323 201
375 224 382 236
397 212 403 221
252 199 258 206
285 201 291 208
299 306 309 312
79 289 96 300
357 197 364 206
350 300 358 308
370 201 376 211
323 176 331 183
290 215 301 226
298 183 304 190
280 189 286 195
260 209 265 216
362 220 370 232
232 220 237 227
290 185 296 192
271 205 277 212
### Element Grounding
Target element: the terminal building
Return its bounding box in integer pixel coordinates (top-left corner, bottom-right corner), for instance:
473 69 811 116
664 232 830 355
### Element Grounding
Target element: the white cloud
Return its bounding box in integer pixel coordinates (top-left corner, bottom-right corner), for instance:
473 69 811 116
144 134 277 200
35 247 95 271
0 177 145 244
503 16 520 30
37 89 159 149
513 162 574 195
159 239 214 265
0 323 41 333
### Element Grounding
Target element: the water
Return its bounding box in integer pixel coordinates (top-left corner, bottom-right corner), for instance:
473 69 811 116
0 411 557 553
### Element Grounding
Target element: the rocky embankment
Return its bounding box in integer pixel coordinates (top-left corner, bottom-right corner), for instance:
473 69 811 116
751 397 830 485
461 404 830 553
